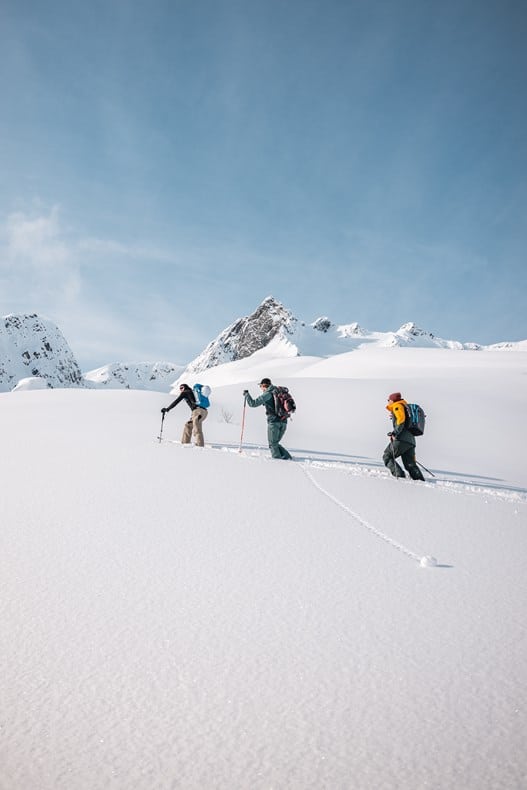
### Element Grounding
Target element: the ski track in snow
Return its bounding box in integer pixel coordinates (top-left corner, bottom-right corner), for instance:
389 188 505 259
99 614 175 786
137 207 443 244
299 464 424 565
166 441 526 573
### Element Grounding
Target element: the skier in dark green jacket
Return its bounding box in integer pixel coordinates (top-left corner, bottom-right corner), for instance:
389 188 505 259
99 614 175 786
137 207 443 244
243 378 293 460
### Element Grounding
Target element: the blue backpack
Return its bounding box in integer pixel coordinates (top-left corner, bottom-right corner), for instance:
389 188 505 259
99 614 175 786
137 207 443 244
405 403 426 436
193 383 211 409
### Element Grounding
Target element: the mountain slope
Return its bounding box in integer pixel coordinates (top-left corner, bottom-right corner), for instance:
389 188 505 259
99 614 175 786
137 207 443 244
2 305 525 394
0 313 83 392
179 296 297 378
177 297 527 382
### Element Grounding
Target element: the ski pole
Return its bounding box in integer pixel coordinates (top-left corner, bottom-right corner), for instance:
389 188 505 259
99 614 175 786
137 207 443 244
158 412 165 443
417 460 435 477
390 435 399 479
239 397 247 453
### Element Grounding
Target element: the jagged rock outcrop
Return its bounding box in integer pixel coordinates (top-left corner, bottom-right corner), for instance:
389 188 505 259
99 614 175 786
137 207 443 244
311 317 333 333
180 296 298 378
0 314 83 392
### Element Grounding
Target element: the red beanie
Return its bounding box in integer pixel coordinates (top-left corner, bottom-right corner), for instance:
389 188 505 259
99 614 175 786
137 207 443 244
388 392 402 402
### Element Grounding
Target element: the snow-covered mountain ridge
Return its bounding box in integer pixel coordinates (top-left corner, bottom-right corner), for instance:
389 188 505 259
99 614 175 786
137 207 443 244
2 304 526 393
176 296 527 380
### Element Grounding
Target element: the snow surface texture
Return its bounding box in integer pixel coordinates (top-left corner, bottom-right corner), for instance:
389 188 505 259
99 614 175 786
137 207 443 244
1 347 527 790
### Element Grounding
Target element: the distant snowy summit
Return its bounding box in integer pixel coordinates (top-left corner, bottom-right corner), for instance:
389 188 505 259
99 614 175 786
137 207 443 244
83 361 185 392
0 314 83 393
180 296 298 379
177 296 526 380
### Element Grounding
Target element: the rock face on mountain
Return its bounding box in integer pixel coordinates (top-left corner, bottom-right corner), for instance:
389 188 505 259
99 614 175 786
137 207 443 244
0 314 83 392
181 296 298 378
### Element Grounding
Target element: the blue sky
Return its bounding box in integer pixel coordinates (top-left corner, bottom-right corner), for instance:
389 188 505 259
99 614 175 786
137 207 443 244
1 0 526 370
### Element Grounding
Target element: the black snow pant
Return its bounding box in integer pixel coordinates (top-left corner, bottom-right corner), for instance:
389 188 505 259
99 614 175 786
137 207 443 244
383 438 425 480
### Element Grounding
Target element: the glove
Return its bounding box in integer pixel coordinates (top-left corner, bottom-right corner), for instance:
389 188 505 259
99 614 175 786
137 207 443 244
243 390 249 396
161 407 168 414
387 431 395 438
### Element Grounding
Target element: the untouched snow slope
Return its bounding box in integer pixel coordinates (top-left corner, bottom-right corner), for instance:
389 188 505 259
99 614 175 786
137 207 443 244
1 348 527 790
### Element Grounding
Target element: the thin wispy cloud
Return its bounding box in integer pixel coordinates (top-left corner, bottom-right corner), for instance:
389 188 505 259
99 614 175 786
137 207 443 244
1 206 81 304
0 204 221 368
6 208 68 264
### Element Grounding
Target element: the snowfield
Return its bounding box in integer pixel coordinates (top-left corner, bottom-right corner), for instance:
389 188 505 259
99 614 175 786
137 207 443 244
1 347 526 790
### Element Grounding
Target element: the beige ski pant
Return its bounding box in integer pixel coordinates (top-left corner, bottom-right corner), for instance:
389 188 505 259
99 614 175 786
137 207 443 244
181 407 208 446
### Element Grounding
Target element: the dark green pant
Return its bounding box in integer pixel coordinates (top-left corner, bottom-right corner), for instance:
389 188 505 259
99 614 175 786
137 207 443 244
383 439 424 480
268 421 292 460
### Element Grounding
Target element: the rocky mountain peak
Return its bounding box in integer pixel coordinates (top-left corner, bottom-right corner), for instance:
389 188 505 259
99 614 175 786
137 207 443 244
180 296 298 378
0 313 83 392
398 322 434 339
311 317 333 333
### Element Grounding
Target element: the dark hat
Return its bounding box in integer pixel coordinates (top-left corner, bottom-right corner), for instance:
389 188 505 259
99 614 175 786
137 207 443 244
259 377 272 386
388 392 402 402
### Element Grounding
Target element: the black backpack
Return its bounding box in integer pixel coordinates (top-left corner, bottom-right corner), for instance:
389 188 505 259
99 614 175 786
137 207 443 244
273 386 296 421
405 403 426 436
